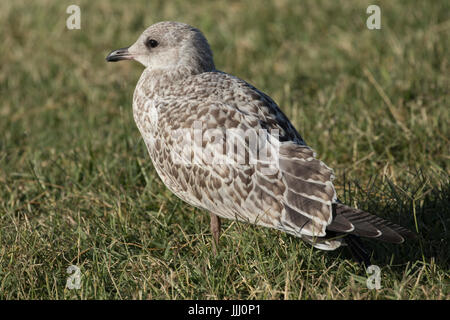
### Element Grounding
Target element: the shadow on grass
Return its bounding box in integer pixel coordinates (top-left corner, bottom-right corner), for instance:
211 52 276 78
332 170 449 269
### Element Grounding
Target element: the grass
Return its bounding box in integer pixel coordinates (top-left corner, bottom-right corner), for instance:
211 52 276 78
0 0 449 299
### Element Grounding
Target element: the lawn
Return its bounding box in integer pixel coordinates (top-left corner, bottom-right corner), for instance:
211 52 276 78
0 0 448 299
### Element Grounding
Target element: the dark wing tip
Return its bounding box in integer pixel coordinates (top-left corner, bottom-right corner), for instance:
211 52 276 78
334 203 417 244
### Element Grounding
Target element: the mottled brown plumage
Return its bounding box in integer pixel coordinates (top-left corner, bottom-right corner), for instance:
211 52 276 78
106 21 416 259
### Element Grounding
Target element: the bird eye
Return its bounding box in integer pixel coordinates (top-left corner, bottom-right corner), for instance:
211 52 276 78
146 38 159 49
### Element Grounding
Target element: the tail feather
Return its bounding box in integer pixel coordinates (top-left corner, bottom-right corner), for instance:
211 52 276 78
328 203 417 244
326 214 354 233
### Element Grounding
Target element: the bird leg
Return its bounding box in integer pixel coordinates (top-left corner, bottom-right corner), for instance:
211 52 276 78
209 213 221 255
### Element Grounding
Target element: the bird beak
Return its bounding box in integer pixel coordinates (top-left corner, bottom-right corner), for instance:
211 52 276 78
106 47 133 62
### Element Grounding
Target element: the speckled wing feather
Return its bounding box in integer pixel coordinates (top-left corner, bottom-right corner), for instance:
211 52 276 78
133 70 339 244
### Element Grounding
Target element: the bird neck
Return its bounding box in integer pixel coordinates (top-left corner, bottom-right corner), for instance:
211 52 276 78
147 65 202 80
140 64 214 90
135 66 210 100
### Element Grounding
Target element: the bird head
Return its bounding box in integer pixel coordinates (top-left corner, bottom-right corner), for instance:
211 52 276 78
106 21 215 74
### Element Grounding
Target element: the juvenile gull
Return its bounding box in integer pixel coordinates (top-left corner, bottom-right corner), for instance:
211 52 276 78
106 21 415 262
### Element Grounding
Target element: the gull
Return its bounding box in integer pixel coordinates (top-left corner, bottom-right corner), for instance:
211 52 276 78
106 21 415 263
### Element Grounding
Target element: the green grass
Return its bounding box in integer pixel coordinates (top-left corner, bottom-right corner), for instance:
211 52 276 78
0 0 449 299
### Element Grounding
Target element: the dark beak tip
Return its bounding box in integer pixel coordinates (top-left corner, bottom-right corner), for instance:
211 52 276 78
106 47 131 62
